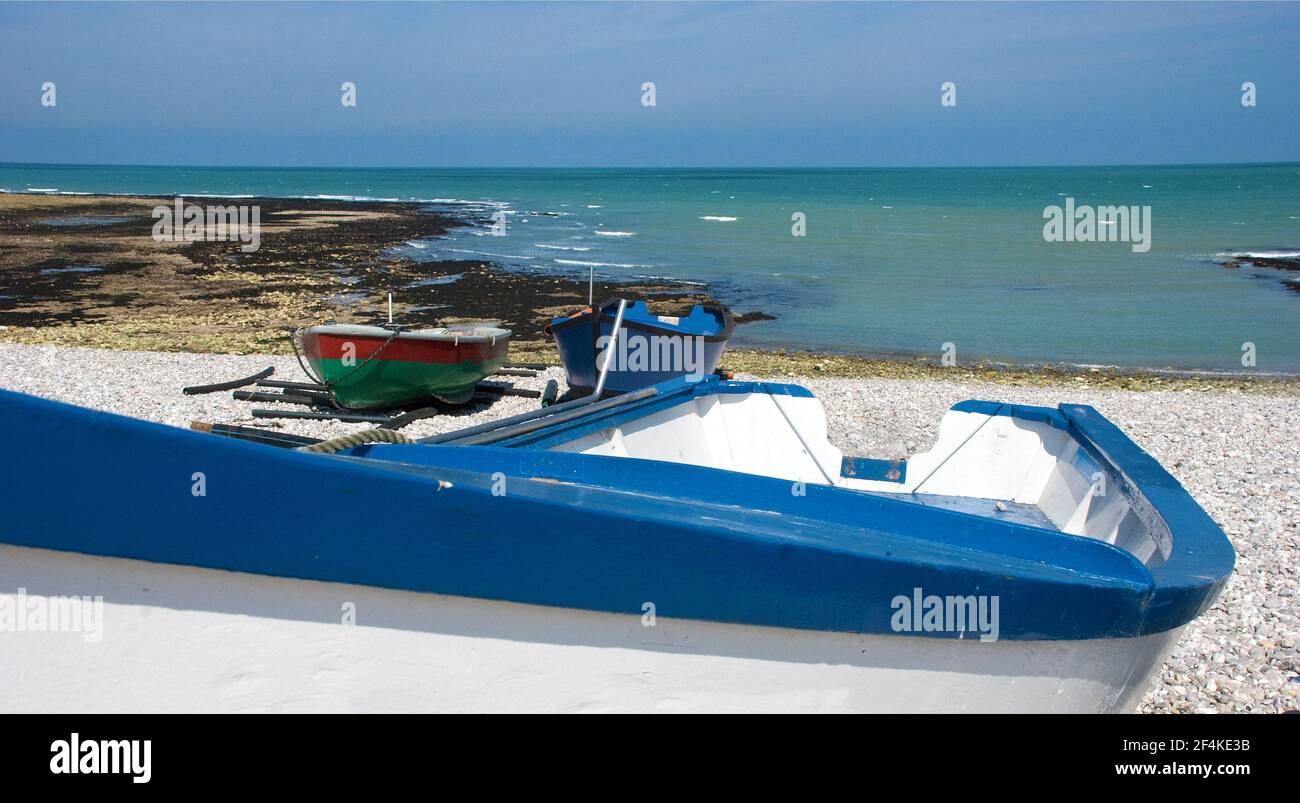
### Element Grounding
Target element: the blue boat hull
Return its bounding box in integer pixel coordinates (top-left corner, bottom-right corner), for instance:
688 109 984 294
548 301 732 392
0 385 1232 643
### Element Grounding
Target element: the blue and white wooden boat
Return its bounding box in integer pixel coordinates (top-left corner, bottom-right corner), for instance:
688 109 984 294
0 376 1232 713
546 299 733 393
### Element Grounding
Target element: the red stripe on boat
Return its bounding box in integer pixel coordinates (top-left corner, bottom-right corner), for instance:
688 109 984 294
304 332 508 364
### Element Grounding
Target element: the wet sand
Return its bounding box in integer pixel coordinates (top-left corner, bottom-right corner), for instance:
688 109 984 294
0 193 722 360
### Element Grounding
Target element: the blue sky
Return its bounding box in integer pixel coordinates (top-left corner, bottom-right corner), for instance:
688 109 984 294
1 1 1297 167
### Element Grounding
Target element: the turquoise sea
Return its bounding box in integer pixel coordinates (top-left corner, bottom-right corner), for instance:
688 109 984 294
3 163 1297 373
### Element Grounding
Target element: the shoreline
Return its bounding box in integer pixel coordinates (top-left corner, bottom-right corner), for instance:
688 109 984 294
1 191 1297 394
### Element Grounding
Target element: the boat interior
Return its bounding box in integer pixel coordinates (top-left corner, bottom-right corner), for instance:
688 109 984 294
504 381 1169 568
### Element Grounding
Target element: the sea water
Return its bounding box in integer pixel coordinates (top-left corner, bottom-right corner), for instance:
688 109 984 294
3 162 1296 372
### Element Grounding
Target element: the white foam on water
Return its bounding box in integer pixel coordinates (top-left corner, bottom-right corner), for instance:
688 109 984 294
553 259 651 269
594 230 635 237
26 188 58 193
1219 250 1300 259
535 244 592 252
631 273 707 286
448 248 534 260
699 216 738 222
301 194 399 202
426 198 511 208
404 241 428 249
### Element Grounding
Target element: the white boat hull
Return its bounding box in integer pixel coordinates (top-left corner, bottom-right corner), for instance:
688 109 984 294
0 544 1178 713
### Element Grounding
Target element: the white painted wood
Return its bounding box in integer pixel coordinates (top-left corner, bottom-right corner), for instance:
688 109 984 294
0 545 1177 713
554 389 1146 549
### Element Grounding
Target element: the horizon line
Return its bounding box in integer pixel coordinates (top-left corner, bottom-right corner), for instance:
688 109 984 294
3 159 1299 172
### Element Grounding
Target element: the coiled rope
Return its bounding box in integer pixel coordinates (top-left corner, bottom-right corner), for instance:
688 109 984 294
299 428 416 454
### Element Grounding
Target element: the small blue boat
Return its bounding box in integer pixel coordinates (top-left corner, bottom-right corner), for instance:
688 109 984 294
0 374 1233 712
545 299 733 393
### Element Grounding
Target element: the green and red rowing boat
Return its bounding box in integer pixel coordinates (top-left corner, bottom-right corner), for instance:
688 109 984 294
295 323 511 409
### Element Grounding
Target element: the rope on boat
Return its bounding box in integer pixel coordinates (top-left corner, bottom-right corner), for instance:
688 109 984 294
289 328 327 386
298 428 416 454
289 325 408 390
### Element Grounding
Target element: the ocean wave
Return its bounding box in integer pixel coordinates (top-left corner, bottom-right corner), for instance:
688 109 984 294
535 244 592 251
297 194 515 207
585 204 603 208
630 273 707 286
553 259 652 269
0 187 521 206
699 216 738 222
404 241 428 249
593 230 635 237
303 194 401 202
448 248 534 260
425 198 511 208
1219 250 1300 259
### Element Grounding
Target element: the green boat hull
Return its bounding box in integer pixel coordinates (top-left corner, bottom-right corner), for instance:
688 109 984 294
299 325 511 409
311 355 506 408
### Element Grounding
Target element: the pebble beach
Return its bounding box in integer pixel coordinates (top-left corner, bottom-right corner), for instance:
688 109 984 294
1 341 1294 713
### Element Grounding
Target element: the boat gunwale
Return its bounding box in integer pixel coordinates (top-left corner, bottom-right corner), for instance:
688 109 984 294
547 299 735 343
302 323 512 344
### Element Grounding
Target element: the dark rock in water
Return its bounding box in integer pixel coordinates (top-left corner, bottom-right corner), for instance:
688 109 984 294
1220 252 1300 271
1245 256 1300 271
1216 251 1300 295
733 310 777 325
